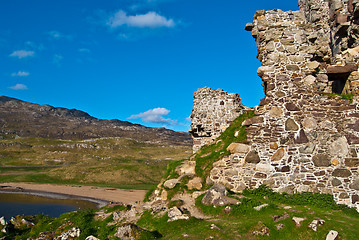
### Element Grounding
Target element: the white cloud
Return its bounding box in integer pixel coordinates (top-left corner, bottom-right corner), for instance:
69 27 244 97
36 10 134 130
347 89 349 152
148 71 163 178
47 31 72 40
11 71 30 77
128 107 175 123
8 84 28 90
107 10 175 28
9 50 35 59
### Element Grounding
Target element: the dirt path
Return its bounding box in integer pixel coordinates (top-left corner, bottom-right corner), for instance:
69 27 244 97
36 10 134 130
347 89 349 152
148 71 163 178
0 182 146 204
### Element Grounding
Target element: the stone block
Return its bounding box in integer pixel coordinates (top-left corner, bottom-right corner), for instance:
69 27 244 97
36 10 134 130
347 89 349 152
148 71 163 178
345 158 359 167
312 154 331 167
285 118 299 131
245 150 261 164
332 169 352 177
227 143 250 154
271 148 285 161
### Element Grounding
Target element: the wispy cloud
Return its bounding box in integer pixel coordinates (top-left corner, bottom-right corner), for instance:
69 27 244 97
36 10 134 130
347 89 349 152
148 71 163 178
47 31 73 40
8 84 28 90
25 41 45 51
78 48 91 53
53 54 63 65
9 50 35 59
11 71 30 77
128 107 177 124
107 10 175 28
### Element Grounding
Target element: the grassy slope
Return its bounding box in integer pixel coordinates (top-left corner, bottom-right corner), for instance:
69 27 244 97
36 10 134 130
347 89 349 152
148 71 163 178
0 136 192 190
2 112 359 239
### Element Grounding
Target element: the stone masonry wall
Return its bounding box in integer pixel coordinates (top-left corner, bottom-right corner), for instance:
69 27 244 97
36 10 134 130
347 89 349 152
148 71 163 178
203 0 359 210
189 87 245 152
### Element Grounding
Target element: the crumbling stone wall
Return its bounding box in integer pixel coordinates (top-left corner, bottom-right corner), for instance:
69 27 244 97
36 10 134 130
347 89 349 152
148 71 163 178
189 87 245 152
203 0 359 210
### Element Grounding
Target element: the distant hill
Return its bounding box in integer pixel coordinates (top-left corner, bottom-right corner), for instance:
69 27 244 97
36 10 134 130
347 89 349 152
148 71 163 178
0 95 192 146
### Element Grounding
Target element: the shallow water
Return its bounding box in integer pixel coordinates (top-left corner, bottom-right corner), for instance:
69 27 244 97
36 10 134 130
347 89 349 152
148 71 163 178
0 193 98 219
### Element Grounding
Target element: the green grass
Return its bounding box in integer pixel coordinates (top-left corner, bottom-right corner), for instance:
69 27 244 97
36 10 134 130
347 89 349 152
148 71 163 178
325 93 354 102
0 136 191 189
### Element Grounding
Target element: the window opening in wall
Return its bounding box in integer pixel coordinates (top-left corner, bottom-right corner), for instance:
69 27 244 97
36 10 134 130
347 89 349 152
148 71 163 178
328 73 350 94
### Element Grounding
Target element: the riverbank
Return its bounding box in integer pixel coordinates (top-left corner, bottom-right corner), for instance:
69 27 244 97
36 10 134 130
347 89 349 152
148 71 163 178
0 182 147 207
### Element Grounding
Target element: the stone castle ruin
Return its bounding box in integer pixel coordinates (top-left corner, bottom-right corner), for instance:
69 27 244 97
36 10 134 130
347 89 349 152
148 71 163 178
190 0 359 210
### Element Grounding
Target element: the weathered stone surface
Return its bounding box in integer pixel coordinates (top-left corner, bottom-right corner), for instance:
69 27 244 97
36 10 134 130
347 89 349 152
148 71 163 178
164 179 179 189
303 75 316 85
190 87 245 152
251 221 270 236
332 169 352 177
227 143 250 154
329 137 349 157
326 230 338 240
256 163 274 172
242 116 264 126
272 213 290 222
308 219 325 231
294 129 309 144
302 117 317 130
85 236 100 240
271 148 285 161
312 154 331 167
299 143 316 154
307 61 320 70
285 118 299 131
332 178 342 187
176 161 196 176
245 150 261 163
269 106 283 117
285 103 300 111
345 158 359 167
350 179 359 190
187 177 203 190
202 184 239 206
168 207 189 222
292 217 306 227
327 63 358 74
257 66 274 77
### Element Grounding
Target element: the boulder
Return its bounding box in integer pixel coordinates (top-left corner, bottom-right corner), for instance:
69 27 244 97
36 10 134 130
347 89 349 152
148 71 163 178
326 230 339 240
175 161 196 176
187 177 203 190
201 184 239 206
164 179 179 189
85 236 100 240
292 217 306 227
308 219 325 231
115 224 142 240
168 207 189 222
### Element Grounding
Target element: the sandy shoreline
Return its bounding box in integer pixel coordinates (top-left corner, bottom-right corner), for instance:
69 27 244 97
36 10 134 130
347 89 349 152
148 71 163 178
0 182 147 206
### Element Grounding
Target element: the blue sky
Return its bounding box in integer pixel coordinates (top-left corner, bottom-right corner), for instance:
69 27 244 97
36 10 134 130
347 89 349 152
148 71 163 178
0 0 299 132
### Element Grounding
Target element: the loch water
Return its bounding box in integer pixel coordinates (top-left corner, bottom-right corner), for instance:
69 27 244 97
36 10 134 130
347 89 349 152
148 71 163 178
0 193 98 219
